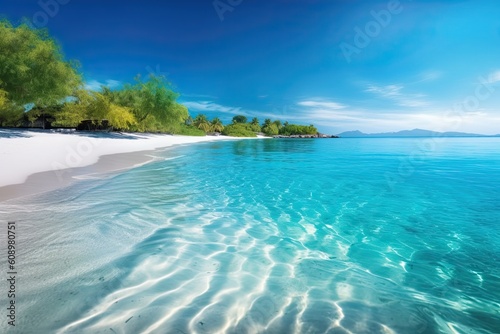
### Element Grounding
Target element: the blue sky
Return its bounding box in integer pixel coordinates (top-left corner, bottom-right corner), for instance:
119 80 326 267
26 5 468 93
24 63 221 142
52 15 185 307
2 0 500 134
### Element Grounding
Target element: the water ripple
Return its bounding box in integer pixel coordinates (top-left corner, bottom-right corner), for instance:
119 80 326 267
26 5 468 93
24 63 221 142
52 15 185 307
1 138 499 333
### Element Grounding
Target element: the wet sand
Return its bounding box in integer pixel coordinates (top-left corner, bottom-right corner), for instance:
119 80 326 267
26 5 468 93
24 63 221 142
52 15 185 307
0 149 158 201
0 129 255 202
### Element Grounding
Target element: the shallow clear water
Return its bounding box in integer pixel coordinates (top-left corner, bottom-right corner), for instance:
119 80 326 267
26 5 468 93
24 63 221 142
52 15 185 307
1 138 500 333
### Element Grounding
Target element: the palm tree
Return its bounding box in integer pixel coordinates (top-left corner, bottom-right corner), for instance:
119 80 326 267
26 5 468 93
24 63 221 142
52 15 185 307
250 117 261 132
273 120 282 130
211 117 224 133
193 114 211 132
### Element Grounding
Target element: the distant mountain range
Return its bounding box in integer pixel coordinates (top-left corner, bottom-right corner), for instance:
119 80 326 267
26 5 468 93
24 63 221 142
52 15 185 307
337 129 500 138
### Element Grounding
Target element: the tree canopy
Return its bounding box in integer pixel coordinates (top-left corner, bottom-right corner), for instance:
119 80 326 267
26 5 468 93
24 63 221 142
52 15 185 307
187 113 319 137
52 89 135 130
98 75 188 131
262 123 279 136
232 115 247 124
193 114 211 132
222 123 257 137
0 89 23 126
0 20 81 107
249 117 261 132
211 117 224 133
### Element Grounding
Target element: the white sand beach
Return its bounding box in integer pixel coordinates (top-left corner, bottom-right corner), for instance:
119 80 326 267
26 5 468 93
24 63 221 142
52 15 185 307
0 129 253 198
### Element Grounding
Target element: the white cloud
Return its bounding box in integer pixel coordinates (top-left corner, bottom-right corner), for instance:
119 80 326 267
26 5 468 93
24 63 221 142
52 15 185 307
366 84 402 97
182 95 500 135
289 94 499 134
84 81 101 91
415 70 443 83
298 100 346 109
105 80 121 87
486 70 500 84
365 84 429 108
293 99 358 122
183 101 244 115
183 100 295 120
300 106 500 135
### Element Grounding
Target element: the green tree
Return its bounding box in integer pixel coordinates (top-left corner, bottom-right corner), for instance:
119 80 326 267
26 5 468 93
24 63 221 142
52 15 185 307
52 90 89 127
211 117 224 133
249 117 261 132
170 103 189 125
279 123 318 136
0 20 81 107
232 115 247 124
0 107 23 127
222 123 257 137
172 123 206 136
273 120 282 130
0 89 8 109
307 124 318 135
110 75 188 131
53 89 138 130
87 92 110 121
262 123 279 136
26 108 41 127
107 104 137 130
105 83 139 107
133 75 180 123
193 114 211 132
0 90 23 126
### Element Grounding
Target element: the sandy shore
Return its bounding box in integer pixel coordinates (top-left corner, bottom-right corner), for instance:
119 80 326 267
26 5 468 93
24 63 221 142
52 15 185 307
0 129 254 201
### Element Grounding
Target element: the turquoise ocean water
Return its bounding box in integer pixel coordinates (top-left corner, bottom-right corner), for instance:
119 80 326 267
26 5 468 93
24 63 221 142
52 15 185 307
1 137 499 333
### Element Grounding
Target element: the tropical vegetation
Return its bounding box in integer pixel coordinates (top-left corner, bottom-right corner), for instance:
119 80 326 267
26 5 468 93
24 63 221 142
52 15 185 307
0 19 320 137
222 123 257 137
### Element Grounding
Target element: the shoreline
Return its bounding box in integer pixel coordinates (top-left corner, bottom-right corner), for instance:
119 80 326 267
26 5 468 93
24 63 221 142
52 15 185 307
0 149 158 202
0 129 262 202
